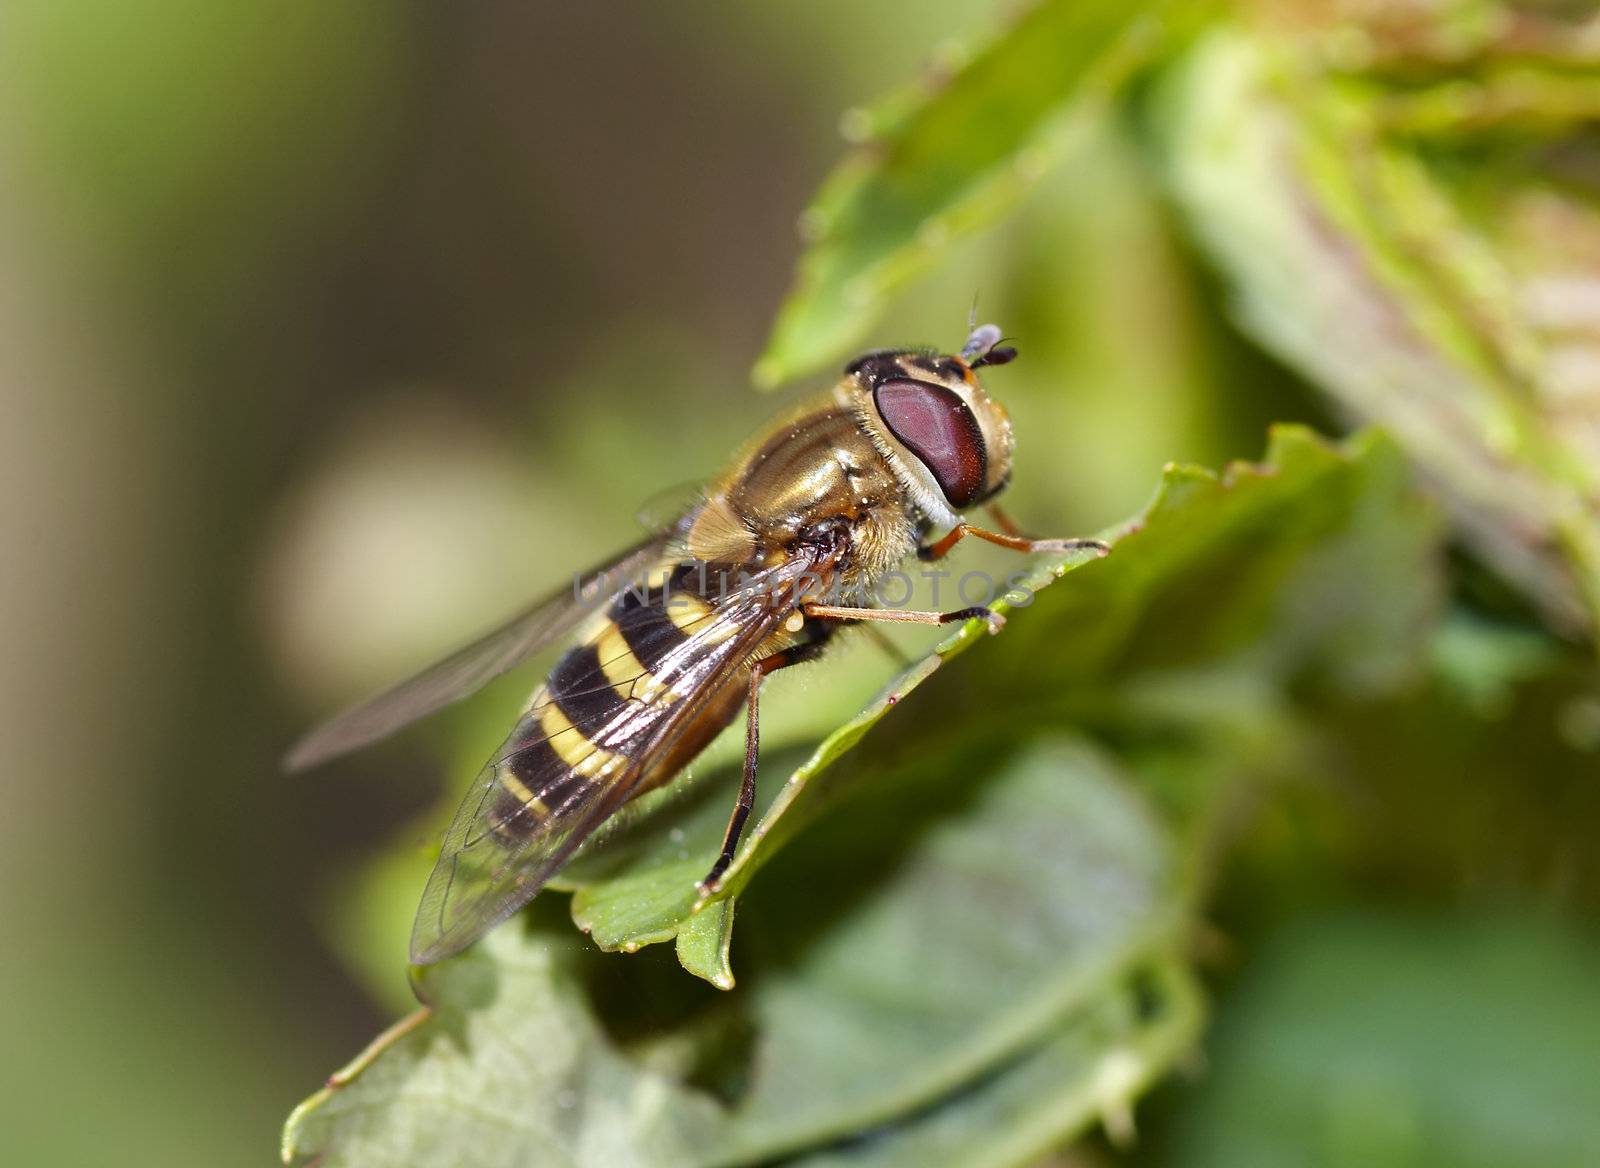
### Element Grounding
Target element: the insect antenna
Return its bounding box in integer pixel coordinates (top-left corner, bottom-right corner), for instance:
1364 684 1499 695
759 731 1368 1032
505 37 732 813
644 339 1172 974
962 319 1017 368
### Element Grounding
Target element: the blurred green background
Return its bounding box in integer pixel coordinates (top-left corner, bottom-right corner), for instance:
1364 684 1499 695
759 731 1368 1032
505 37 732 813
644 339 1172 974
3 2 1598 1166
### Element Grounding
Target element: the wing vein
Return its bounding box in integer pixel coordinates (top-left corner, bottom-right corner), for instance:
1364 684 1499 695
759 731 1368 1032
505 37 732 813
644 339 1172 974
407 549 829 964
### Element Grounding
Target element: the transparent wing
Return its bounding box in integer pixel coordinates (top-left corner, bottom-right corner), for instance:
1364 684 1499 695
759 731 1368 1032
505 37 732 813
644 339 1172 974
284 531 678 772
634 479 706 532
408 551 824 964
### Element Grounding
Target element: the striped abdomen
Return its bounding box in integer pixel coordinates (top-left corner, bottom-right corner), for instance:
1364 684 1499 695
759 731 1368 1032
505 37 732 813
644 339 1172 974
485 562 759 843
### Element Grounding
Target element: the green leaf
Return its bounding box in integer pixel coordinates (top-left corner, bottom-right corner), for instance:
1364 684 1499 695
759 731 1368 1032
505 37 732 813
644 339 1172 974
672 898 736 990
287 422 1451 1164
788 958 1204 1168
967 424 1444 705
752 0 1198 388
1154 24 1600 639
329 424 1434 999
684 426 1440 941
284 734 1187 1167
556 543 1107 981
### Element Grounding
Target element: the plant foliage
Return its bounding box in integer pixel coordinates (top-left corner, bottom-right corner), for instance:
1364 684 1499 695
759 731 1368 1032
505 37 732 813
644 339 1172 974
286 0 1600 1162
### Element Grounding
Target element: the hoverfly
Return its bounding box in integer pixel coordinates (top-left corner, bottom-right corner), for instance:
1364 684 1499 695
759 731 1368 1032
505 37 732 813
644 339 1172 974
287 325 1107 965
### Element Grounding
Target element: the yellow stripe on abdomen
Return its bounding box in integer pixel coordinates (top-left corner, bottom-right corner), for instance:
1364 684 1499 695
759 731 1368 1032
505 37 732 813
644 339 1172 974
594 620 674 704
663 592 739 644
498 767 548 816
539 701 624 779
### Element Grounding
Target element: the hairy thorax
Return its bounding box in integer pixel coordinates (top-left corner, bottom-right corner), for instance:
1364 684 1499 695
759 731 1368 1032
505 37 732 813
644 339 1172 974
686 395 920 587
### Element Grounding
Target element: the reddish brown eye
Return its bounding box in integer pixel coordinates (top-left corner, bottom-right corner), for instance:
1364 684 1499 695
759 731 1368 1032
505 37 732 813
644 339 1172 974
873 379 987 508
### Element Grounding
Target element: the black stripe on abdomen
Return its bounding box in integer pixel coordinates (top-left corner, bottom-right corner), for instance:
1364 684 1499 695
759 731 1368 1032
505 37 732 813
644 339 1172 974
488 736 599 844
547 643 628 738
615 607 691 675
508 739 595 810
610 567 704 675
485 561 725 846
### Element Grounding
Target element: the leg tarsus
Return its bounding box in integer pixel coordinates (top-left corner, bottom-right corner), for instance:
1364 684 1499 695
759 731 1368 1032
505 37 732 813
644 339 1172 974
803 602 1005 635
942 605 1004 635
1025 536 1111 556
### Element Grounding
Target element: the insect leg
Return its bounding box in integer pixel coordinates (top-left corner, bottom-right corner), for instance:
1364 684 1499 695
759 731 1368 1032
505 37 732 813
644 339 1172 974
917 515 1109 562
985 503 1029 539
697 639 828 895
803 602 1007 635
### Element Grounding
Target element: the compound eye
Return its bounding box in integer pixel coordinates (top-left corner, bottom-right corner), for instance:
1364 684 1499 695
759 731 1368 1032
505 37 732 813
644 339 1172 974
873 379 987 508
